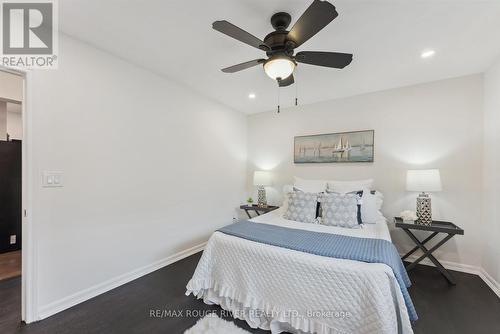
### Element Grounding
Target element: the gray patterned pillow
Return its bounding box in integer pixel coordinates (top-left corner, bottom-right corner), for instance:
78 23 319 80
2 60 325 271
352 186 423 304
320 193 359 228
283 191 318 224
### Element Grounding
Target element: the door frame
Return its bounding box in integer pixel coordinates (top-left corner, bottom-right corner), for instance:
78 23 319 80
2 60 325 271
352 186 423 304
0 66 36 323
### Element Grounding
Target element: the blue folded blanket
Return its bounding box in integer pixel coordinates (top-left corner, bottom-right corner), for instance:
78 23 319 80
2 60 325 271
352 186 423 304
218 220 417 322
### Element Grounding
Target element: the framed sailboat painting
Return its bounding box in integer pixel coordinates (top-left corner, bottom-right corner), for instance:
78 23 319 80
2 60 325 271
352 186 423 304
294 130 374 163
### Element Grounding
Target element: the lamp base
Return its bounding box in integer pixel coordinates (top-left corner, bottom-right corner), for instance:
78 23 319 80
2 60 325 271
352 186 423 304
416 193 432 225
257 186 267 208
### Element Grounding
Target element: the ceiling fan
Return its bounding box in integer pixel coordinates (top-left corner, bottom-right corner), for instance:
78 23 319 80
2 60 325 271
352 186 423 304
213 0 353 87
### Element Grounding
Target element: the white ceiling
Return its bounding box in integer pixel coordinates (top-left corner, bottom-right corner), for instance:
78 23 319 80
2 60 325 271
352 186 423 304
60 0 500 114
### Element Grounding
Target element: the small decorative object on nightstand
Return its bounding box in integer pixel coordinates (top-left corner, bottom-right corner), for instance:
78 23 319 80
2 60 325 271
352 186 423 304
406 169 442 225
253 171 272 207
395 217 464 285
240 204 279 219
400 210 418 223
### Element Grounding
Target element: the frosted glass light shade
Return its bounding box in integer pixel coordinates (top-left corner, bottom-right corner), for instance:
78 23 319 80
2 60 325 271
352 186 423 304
406 169 442 192
253 171 272 186
264 57 295 80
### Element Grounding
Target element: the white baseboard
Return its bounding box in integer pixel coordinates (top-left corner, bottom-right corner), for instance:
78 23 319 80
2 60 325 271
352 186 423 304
478 267 500 298
402 254 500 298
37 242 207 321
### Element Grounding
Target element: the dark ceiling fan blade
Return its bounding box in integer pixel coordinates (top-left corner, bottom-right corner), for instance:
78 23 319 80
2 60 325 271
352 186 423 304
213 20 269 51
295 51 352 68
278 74 294 87
287 0 338 48
221 59 265 73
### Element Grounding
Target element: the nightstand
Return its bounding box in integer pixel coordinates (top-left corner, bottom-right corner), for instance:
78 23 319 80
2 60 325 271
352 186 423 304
240 205 279 219
395 217 464 285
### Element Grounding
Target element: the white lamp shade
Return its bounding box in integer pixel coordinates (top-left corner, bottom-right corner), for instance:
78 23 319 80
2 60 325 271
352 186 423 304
253 171 272 186
406 169 442 192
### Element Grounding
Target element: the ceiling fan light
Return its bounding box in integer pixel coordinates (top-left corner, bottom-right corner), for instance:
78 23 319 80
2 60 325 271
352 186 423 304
264 57 295 80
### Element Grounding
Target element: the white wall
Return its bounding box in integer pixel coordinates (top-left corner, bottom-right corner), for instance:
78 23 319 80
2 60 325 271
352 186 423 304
482 59 500 284
0 70 23 102
0 103 23 140
29 35 247 317
0 71 23 141
0 102 6 140
7 104 23 140
247 75 484 267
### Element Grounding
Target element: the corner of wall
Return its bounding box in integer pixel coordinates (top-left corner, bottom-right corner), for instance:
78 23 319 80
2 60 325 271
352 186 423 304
480 56 500 289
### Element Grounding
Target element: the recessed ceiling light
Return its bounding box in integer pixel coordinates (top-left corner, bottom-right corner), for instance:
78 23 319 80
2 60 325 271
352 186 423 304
421 50 435 59
248 93 256 99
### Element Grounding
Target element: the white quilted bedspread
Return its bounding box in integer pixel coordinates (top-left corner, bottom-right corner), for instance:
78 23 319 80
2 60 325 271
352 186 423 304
186 210 413 334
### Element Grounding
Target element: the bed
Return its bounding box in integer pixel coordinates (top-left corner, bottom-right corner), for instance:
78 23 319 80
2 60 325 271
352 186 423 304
186 207 414 334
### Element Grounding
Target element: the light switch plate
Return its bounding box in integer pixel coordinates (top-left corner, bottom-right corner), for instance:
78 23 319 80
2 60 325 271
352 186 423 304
10 235 16 244
42 171 64 187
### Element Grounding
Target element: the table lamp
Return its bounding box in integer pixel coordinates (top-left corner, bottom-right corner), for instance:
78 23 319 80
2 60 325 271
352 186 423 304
253 171 272 207
406 169 442 225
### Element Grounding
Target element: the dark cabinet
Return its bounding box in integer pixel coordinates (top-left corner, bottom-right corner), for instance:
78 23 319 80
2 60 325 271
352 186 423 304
0 140 22 253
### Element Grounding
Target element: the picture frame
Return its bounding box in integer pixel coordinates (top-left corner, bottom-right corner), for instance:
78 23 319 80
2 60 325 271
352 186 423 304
294 130 375 163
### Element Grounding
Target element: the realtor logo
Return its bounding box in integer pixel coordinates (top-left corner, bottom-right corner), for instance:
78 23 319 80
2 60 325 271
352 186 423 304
1 0 58 68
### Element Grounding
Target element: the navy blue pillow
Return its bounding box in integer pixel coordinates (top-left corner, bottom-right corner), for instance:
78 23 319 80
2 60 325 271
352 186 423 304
316 200 321 219
355 191 363 224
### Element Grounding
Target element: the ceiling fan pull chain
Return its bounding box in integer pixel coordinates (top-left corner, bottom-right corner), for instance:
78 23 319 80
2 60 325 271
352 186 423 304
295 70 299 106
277 85 281 114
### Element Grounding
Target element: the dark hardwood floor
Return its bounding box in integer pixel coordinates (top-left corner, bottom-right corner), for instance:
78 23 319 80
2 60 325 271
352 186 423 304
0 251 21 281
1 252 499 334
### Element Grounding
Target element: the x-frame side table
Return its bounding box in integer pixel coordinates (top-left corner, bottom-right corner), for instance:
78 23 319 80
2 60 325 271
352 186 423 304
395 217 464 285
240 205 279 219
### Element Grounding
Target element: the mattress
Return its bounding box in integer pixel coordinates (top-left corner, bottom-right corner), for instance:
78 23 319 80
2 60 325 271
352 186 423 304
186 209 413 334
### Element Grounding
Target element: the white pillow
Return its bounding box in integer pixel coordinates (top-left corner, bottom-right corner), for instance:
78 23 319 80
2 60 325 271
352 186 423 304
294 176 327 193
360 190 384 224
281 184 294 212
326 179 374 194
